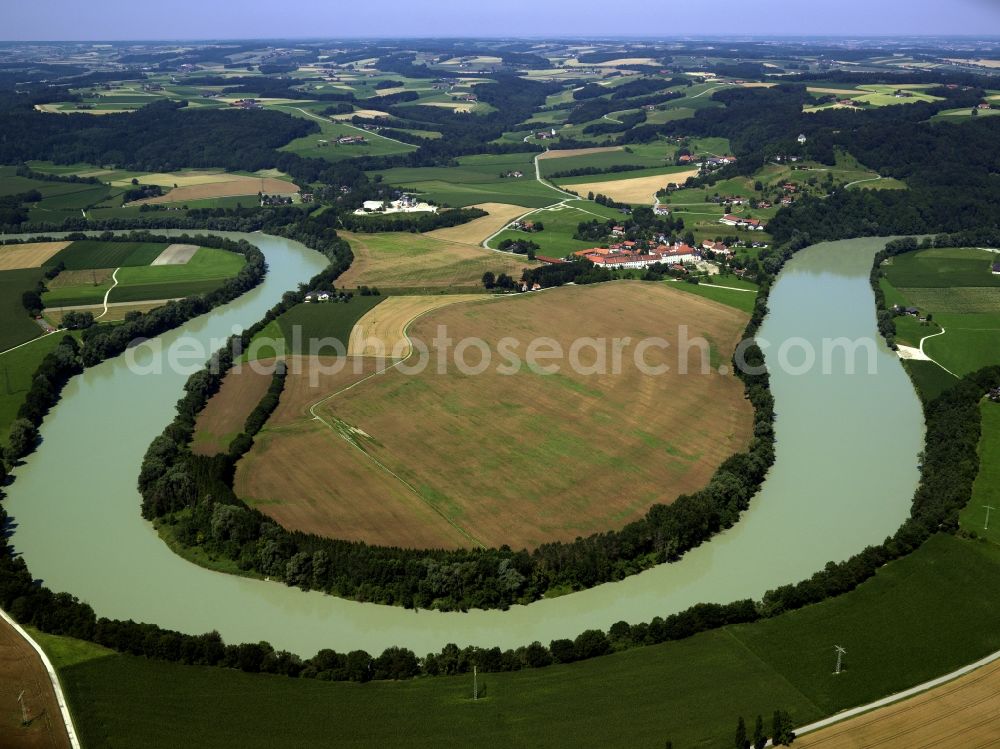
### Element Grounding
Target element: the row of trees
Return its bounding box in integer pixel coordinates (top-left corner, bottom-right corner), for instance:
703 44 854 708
338 206 486 233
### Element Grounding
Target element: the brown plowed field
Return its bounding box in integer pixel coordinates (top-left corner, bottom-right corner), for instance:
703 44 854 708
0 617 70 749
236 282 752 550
796 658 1000 749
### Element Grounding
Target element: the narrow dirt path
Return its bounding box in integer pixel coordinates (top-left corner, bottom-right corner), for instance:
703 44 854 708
95 267 120 320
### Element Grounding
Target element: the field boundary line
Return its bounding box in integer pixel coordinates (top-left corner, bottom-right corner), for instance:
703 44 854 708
0 607 80 749
0 330 59 358
95 267 120 319
305 301 491 548
790 646 1000 741
721 629 824 718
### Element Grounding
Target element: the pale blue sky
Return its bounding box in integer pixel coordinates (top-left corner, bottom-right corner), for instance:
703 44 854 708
4 0 1000 40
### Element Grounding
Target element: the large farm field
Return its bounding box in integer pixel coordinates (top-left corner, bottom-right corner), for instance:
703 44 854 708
41 245 245 308
337 231 537 291
0 242 71 271
558 168 700 204
236 282 753 550
424 203 530 245
0 268 47 351
881 247 1000 375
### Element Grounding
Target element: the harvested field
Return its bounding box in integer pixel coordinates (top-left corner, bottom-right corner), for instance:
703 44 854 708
425 203 531 245
564 169 701 204
332 109 390 120
235 356 472 548
806 87 862 95
151 244 198 266
419 102 474 112
537 146 624 160
346 295 484 357
45 268 115 289
239 282 753 550
110 171 260 188
0 616 70 749
0 242 71 271
338 231 536 290
133 177 298 205
796 658 1000 749
45 300 171 324
192 365 275 456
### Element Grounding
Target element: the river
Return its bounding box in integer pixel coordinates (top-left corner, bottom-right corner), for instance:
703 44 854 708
4 233 924 656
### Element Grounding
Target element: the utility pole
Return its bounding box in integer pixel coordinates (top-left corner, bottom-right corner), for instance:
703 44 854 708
17 690 28 726
473 665 478 701
985 505 996 531
834 646 847 675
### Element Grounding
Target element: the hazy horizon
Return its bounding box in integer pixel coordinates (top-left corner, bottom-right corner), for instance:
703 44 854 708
5 0 1000 42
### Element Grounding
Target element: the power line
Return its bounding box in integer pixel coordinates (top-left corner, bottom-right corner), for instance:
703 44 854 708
834 645 847 675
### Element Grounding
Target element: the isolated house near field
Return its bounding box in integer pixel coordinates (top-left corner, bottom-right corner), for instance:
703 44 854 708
304 290 331 303
992 262 1000 275
797 133 807 144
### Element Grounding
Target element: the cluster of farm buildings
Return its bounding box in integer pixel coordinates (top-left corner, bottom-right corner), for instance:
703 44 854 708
547 237 735 271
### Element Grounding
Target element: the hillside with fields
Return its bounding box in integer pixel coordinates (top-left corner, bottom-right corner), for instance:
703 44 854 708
1 28 1000 749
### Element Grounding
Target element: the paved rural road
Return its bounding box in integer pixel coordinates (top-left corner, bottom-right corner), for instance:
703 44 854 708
0 608 79 748
789 646 1000 743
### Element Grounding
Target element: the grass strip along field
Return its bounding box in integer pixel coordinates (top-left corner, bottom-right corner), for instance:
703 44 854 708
236 282 753 550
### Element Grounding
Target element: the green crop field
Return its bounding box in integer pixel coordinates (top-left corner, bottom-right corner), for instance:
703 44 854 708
666 278 761 314
48 241 169 270
487 202 625 256
922 312 1000 376
0 333 72 442
370 153 563 206
274 105 418 162
276 296 385 354
961 401 1000 545
537 143 675 178
901 360 959 403
0 268 46 350
43 247 245 306
43 534 1000 749
884 248 1000 288
880 248 1000 376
